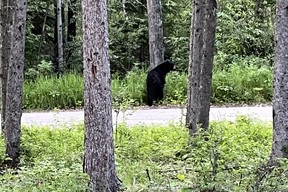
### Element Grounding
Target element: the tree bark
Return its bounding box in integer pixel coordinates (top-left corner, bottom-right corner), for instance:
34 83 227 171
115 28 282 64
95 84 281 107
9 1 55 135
0 0 2 130
0 0 13 134
186 0 205 135
82 0 120 191
53 0 64 75
271 0 288 161
186 0 217 135
56 0 64 74
147 0 164 69
198 0 217 129
4 0 27 167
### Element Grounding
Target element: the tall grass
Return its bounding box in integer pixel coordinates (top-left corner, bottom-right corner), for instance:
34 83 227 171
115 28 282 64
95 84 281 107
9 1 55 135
23 64 272 110
212 64 272 104
24 73 84 110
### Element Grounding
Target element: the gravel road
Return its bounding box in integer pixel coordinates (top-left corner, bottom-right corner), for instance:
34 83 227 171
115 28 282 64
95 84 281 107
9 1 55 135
20 106 272 127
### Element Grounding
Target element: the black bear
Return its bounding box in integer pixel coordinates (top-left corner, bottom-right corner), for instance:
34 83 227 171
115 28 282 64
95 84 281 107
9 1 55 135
146 60 174 106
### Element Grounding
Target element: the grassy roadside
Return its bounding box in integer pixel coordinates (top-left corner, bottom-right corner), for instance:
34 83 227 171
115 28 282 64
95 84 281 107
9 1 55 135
1 117 287 191
23 64 272 110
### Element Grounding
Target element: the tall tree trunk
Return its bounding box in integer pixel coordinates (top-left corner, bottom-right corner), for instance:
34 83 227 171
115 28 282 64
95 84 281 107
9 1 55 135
0 0 13 134
147 0 164 69
186 0 217 135
271 0 288 161
0 0 2 130
82 0 120 191
53 0 64 75
4 0 27 167
57 0 64 74
66 0 76 69
198 0 217 129
186 0 205 135
53 2 59 73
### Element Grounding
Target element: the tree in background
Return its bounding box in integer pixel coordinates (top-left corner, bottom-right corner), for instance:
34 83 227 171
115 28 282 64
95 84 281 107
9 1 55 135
54 0 64 75
147 0 164 69
66 0 77 69
82 0 120 190
186 0 217 135
270 0 288 161
0 0 27 167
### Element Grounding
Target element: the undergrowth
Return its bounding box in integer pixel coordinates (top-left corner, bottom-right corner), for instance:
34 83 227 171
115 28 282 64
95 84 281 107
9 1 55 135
23 63 272 110
0 117 287 191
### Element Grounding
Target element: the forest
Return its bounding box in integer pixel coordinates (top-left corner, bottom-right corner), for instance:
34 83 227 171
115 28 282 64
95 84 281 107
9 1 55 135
2 0 288 191
22 0 274 110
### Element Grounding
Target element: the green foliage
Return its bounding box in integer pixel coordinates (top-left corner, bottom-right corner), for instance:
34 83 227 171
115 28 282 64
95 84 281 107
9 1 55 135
25 60 53 80
164 71 188 105
216 0 275 58
24 73 83 110
25 1 55 68
112 69 147 106
212 61 273 104
1 118 288 191
115 117 270 191
0 124 87 191
24 0 276 74
23 61 272 110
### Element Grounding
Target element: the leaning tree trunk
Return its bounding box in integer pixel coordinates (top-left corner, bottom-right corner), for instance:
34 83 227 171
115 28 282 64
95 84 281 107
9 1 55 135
198 0 217 129
186 0 205 135
4 0 27 167
0 0 13 134
82 0 120 191
271 0 288 161
147 0 164 69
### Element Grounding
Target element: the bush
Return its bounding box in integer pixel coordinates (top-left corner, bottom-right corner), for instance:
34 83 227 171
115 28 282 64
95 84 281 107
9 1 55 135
212 62 272 104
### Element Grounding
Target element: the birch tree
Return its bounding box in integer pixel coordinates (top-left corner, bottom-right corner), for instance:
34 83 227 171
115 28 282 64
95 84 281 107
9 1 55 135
271 0 288 161
82 0 120 190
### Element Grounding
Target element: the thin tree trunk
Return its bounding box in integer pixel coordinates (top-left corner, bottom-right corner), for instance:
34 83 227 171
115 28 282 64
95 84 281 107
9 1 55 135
82 0 120 190
147 0 164 69
66 0 76 69
0 0 2 133
37 2 50 58
0 0 13 134
4 0 27 167
53 2 58 73
57 0 64 74
198 0 217 129
271 0 288 161
186 0 205 135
